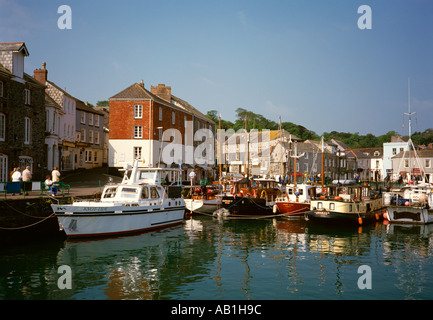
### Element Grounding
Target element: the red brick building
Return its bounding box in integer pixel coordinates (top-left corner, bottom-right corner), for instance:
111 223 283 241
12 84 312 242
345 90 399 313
109 81 215 181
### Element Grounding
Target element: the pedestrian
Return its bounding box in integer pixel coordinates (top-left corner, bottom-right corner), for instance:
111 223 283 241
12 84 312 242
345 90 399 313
52 166 61 183
11 167 22 195
189 169 196 186
22 166 32 195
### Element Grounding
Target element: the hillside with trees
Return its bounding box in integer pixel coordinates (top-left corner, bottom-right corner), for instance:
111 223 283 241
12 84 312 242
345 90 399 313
206 108 433 149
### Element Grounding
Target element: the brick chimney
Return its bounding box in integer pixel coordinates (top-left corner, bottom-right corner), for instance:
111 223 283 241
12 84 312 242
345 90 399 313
151 84 171 103
34 62 48 84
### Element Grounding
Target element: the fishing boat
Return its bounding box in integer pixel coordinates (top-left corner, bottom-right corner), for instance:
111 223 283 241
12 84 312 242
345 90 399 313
305 183 385 225
51 161 186 238
184 184 222 214
217 176 281 216
274 184 314 217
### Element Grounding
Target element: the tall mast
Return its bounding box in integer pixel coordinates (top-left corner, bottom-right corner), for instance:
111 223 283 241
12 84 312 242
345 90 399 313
219 114 222 182
321 136 324 187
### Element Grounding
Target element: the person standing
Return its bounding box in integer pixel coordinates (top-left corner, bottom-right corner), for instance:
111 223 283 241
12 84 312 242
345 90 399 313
189 169 196 186
11 168 22 195
22 166 32 195
52 166 61 183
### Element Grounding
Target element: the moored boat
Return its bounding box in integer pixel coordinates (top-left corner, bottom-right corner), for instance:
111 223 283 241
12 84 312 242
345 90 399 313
305 184 385 225
218 177 281 217
184 184 222 214
274 184 313 218
384 186 433 224
51 161 186 238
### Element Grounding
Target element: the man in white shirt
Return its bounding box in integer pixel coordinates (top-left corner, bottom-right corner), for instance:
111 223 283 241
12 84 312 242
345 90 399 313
189 169 196 186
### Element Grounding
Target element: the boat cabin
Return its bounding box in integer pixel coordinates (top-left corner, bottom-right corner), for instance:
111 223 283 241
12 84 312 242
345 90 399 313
101 184 166 203
285 184 313 203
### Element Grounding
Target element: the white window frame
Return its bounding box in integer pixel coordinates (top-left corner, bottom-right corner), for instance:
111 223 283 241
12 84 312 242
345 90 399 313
159 107 162 121
89 113 94 126
134 126 142 139
80 111 86 124
24 89 31 105
134 104 143 119
94 131 100 145
94 114 100 127
89 130 94 144
134 147 142 160
81 128 86 142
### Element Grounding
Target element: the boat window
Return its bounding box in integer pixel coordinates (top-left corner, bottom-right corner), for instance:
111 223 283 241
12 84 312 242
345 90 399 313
349 205 352 212
318 202 323 209
141 187 149 199
103 187 117 198
150 187 159 199
330 203 335 210
288 188 293 195
121 187 138 198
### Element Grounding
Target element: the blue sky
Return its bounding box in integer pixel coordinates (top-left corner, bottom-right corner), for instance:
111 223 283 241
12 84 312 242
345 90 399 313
1 0 432 136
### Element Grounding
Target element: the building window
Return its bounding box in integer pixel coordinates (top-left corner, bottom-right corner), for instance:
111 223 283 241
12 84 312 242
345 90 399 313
0 154 7 181
184 116 187 128
392 148 396 155
134 147 142 160
158 127 162 141
134 104 143 119
0 113 5 142
0 81 3 97
94 131 100 145
81 128 86 142
134 126 142 138
94 151 98 162
94 115 100 127
81 111 86 124
172 111 175 125
24 89 31 105
426 160 431 168
159 107 162 121
85 150 92 162
24 117 31 144
89 130 94 143
89 113 94 126
404 159 409 168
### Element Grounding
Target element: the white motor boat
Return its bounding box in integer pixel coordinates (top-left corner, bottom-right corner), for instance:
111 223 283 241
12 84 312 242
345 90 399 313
51 161 186 238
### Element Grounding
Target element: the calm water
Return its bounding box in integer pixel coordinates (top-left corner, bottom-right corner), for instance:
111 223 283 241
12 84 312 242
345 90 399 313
0 215 433 300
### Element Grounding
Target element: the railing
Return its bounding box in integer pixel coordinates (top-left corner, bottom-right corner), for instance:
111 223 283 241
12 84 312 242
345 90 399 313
0 181 70 199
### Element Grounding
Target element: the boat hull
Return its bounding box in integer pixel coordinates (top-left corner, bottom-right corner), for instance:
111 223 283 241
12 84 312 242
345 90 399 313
185 198 221 214
220 196 273 216
275 201 310 217
305 210 376 225
52 204 185 238
385 205 433 224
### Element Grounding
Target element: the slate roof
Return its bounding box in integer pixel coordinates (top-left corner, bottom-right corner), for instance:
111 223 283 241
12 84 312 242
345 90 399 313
0 42 29 55
110 82 214 124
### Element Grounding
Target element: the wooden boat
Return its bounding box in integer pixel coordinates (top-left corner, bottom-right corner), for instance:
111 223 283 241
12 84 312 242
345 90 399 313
51 161 185 238
305 184 385 225
217 177 281 216
274 184 313 217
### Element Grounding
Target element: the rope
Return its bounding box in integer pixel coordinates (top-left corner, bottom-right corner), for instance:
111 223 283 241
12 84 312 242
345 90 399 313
0 199 52 219
0 212 56 230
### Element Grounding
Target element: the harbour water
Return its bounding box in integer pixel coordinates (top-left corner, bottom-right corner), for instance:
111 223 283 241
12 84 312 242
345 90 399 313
0 215 432 300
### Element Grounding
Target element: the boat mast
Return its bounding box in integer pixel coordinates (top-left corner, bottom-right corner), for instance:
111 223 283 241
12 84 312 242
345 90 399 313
321 136 324 187
219 114 222 183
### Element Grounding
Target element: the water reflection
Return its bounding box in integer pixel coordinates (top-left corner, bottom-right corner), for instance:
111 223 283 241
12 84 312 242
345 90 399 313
0 216 432 300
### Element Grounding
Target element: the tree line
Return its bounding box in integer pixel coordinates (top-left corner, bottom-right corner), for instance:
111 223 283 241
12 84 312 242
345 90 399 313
206 108 433 149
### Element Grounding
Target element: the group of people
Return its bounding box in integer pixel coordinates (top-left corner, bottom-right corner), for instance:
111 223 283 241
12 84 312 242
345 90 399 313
9 166 61 196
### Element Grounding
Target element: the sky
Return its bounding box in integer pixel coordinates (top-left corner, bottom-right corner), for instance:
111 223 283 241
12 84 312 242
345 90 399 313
1 0 432 136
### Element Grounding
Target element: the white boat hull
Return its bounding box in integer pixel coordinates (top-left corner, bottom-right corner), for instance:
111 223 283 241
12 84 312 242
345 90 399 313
52 203 185 238
386 205 433 224
185 198 221 214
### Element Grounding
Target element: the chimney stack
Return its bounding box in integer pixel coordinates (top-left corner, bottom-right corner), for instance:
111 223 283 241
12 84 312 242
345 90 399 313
33 62 47 84
139 80 144 88
151 84 171 103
